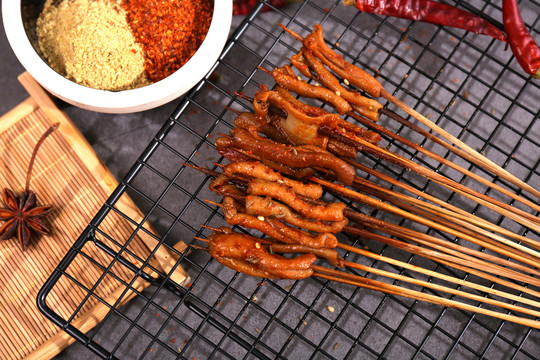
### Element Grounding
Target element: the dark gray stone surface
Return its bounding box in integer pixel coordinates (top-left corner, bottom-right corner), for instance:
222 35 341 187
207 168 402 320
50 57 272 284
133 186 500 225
2 1 540 360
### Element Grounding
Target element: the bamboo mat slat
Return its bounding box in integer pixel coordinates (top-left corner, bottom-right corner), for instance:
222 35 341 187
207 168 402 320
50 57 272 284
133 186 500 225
0 73 189 360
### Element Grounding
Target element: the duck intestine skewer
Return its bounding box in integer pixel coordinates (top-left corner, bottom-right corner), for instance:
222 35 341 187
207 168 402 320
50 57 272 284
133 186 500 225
190 158 540 326
255 64 540 229
219 126 540 266
199 225 540 329
220 102 540 257
233 82 540 243
191 160 540 287
278 23 540 199
189 22 540 330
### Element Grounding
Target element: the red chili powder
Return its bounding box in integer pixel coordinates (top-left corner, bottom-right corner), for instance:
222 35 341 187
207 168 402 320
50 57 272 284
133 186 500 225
121 0 213 82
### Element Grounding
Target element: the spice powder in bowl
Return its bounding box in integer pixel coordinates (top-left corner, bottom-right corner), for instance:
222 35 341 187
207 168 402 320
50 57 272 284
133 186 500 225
36 0 213 91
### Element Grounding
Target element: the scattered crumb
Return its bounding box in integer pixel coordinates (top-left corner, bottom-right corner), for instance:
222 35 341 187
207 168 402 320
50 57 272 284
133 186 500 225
284 284 293 291
253 296 258 302
327 305 335 313
255 327 262 334
334 342 340 351
463 90 469 99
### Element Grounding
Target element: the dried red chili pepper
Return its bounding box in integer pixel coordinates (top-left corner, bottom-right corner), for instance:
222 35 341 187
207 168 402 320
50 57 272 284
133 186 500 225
503 0 540 78
343 0 507 43
121 0 213 82
233 0 288 16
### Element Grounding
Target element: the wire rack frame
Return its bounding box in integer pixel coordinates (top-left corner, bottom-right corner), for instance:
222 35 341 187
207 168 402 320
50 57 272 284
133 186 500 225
38 1 540 359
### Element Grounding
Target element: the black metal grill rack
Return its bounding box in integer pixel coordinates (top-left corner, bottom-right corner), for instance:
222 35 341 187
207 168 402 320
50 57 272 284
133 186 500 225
38 0 540 359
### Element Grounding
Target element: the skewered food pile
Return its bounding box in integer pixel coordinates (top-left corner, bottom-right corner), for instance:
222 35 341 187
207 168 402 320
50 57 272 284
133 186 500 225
190 24 540 329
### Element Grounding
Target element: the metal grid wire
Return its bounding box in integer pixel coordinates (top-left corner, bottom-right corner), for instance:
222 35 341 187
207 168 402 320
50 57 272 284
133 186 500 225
39 0 540 359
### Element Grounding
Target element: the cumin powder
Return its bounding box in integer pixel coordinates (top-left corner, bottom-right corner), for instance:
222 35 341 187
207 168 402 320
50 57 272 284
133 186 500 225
36 0 150 91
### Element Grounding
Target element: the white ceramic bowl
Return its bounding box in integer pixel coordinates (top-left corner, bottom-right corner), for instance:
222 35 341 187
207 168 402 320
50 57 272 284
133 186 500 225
3 0 232 113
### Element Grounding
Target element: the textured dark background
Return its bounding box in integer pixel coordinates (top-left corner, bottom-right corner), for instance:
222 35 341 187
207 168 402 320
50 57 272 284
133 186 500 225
3 1 540 359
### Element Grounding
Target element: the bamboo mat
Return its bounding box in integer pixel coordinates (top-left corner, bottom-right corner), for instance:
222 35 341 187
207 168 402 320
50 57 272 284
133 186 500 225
0 73 189 360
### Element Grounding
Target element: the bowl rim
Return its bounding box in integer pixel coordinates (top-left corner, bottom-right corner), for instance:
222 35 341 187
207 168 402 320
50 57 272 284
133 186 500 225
2 0 232 113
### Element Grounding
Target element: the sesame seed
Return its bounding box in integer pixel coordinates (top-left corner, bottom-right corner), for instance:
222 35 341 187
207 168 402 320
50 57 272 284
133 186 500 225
327 305 335 313
343 79 350 85
255 242 261 249
257 216 265 221
335 90 341 96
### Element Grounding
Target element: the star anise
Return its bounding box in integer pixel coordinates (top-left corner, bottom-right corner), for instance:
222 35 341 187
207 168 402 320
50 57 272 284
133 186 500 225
0 123 58 251
0 188 52 251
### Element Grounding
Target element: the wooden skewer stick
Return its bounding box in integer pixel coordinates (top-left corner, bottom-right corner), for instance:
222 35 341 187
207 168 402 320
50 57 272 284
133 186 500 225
344 204 540 277
346 159 533 244
353 180 540 256
312 176 540 263
335 261 540 317
337 242 540 302
380 89 540 199
343 225 540 288
349 110 540 214
319 126 540 231
312 268 540 330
